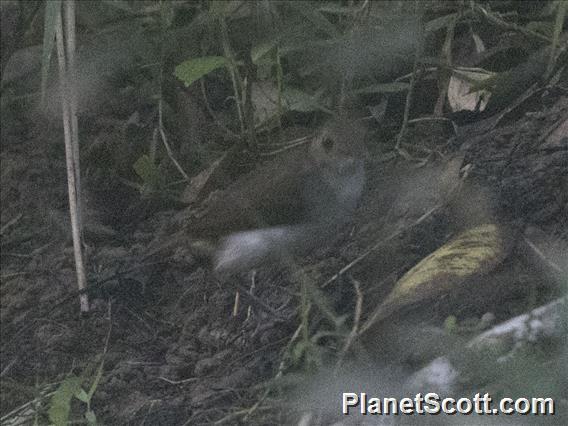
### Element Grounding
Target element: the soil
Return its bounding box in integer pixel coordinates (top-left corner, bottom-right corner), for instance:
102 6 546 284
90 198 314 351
1 83 567 425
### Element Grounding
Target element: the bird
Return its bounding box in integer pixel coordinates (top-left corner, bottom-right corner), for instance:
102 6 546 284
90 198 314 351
152 118 367 274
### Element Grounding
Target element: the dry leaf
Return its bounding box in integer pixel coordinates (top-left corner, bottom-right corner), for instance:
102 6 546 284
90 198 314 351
360 223 510 334
448 69 493 112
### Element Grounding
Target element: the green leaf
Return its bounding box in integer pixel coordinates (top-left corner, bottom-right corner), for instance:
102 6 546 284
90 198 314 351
291 340 307 362
318 5 357 16
444 315 458 333
174 56 227 87
75 388 89 403
209 0 244 18
251 40 278 65
41 0 62 105
353 82 410 95
48 376 82 426
101 0 133 13
287 2 339 37
282 88 330 113
525 21 554 38
302 279 341 326
133 155 164 189
425 13 458 33
85 409 97 425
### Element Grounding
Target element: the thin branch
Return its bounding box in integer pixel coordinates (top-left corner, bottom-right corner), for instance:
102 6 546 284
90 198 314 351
475 3 551 45
258 136 311 157
219 16 245 134
0 213 23 235
64 0 82 232
55 2 89 313
545 1 567 79
158 98 189 180
434 8 458 116
322 204 440 288
395 1 424 156
334 276 363 372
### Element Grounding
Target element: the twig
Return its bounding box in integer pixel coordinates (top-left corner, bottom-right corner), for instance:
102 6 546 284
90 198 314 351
395 2 424 156
475 3 551 44
408 116 458 138
219 16 245 134
0 390 57 424
522 235 565 276
259 136 311 157
257 135 310 148
433 8 458 116
545 0 566 79
0 357 18 378
322 205 440 288
334 277 363 372
158 376 200 385
489 82 540 131
243 51 258 151
232 289 240 317
323 157 469 290
240 325 303 423
1 272 30 280
55 1 89 313
0 213 23 235
246 270 256 320
234 282 288 322
64 0 82 231
158 98 189 180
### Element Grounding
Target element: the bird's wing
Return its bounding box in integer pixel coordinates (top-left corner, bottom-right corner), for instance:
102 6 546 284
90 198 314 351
186 149 313 238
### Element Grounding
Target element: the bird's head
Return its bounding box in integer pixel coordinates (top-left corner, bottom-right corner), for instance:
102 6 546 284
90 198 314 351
309 119 367 183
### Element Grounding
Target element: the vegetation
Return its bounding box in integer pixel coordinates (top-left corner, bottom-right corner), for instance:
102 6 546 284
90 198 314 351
1 0 566 424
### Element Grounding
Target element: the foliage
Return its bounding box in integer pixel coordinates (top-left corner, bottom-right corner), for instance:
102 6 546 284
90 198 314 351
133 154 166 194
1 0 566 423
174 56 227 87
4 0 564 190
24 0 565 373
48 355 105 426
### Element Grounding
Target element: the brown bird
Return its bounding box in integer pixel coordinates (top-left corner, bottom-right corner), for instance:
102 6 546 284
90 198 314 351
154 118 367 274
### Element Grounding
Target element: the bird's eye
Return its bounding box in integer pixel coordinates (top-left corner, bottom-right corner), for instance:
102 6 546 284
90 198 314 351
322 137 334 152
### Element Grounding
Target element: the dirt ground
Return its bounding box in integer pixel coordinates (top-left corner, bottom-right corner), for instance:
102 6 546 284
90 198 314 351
1 80 567 425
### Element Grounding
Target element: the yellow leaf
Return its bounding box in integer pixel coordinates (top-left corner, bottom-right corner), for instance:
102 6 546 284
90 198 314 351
361 224 509 334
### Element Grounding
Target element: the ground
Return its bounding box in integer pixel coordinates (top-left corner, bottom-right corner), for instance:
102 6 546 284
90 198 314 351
1 86 567 425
